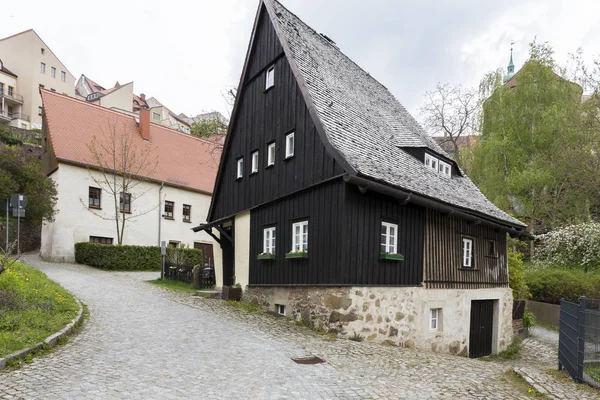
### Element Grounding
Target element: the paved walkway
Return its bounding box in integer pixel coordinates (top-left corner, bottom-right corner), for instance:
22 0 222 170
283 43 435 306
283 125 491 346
0 255 595 399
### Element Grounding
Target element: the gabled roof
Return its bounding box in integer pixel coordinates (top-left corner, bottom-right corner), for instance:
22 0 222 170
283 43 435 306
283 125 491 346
259 0 524 228
0 59 17 78
41 89 220 194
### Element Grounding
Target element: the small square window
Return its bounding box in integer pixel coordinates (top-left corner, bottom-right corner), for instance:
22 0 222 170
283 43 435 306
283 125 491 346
38 106 43 116
381 222 398 254
263 227 276 254
164 201 174 219
266 66 275 90
152 112 161 121
51 67 56 78
236 157 244 179
88 187 101 209
267 142 275 166
183 204 191 222
40 62 46 73
292 221 308 252
439 160 451 177
430 308 442 331
251 151 259 174
275 304 286 316
285 132 295 158
119 193 131 213
61 71 66 82
462 237 473 268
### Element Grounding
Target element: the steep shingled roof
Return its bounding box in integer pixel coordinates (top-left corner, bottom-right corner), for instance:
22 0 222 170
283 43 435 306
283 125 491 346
41 89 220 194
263 0 524 228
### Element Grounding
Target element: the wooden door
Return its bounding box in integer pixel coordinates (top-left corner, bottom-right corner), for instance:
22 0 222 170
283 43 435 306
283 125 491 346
194 242 215 266
220 226 235 287
469 300 494 358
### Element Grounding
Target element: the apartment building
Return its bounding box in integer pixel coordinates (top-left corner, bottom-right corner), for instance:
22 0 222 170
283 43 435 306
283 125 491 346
0 29 76 129
0 59 29 129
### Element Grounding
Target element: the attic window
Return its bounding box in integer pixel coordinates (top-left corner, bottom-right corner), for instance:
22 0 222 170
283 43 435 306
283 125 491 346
425 153 451 177
236 157 244 179
265 66 275 90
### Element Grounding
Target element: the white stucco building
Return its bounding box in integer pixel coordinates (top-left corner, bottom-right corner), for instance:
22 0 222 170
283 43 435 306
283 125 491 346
40 89 222 273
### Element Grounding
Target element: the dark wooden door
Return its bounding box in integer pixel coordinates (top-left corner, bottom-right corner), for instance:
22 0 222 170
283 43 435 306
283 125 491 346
194 243 214 266
221 226 234 287
469 300 494 358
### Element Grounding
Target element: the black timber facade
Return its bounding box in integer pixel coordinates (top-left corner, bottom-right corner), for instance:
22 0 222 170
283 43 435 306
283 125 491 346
205 2 514 291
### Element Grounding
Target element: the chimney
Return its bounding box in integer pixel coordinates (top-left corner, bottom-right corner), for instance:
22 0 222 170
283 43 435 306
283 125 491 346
139 109 151 141
140 93 146 101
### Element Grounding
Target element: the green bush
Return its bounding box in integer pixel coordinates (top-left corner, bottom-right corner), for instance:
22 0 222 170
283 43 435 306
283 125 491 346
525 268 600 304
508 246 529 299
74 243 203 271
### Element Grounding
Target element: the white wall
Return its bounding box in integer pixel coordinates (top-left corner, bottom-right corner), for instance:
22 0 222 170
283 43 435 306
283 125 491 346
41 163 221 273
234 211 251 289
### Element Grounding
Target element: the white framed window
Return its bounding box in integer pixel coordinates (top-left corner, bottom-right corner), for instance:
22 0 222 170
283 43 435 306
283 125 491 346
292 221 308 252
61 71 66 82
251 151 259 173
51 67 56 78
439 160 451 177
266 65 275 90
275 304 286 316
40 62 46 73
152 112 161 121
267 142 275 166
430 308 441 331
236 158 244 179
263 227 276 254
285 132 295 158
380 222 398 254
462 237 473 268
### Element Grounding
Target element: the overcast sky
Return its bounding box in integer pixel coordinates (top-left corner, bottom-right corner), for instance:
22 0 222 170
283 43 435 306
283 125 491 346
3 0 600 120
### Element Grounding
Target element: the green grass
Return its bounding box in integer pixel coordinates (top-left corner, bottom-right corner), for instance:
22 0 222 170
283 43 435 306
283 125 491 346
584 363 600 384
147 278 197 294
502 370 548 398
225 300 264 314
481 338 522 361
0 260 79 358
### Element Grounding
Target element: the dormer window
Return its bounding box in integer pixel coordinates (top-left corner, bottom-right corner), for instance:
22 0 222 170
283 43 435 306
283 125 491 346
425 153 451 177
266 66 275 90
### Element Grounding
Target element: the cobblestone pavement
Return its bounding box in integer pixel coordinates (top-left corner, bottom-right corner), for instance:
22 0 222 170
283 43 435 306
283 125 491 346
1 255 596 399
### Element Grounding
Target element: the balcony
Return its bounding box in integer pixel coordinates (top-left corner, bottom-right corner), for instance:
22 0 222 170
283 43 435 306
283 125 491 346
0 110 30 122
0 90 24 105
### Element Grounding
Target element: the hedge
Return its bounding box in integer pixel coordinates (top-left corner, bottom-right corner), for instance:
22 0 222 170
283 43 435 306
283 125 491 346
74 243 204 271
526 268 600 304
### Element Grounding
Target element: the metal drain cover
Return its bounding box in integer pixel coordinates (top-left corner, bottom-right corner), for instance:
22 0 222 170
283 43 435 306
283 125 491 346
292 356 325 364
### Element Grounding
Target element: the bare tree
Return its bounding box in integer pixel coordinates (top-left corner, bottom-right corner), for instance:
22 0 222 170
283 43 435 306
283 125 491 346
0 239 19 275
419 83 481 168
85 117 159 245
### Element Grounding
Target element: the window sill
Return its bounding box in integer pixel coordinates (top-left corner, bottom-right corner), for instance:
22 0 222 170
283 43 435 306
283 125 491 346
265 164 274 169
236 177 243 181
250 171 258 175
120 211 131 214
163 217 174 221
285 252 308 259
257 253 276 260
379 253 404 261
264 86 274 94
183 220 192 224
89 206 101 210
284 155 294 161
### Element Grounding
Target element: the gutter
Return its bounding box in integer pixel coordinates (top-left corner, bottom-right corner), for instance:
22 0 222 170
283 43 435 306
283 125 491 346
343 175 530 238
158 182 164 246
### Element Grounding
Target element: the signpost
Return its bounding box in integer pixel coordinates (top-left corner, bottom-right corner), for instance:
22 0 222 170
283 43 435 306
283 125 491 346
161 240 167 279
3 195 27 253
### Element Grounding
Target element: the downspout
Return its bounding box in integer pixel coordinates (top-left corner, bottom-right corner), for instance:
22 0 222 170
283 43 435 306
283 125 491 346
158 182 164 246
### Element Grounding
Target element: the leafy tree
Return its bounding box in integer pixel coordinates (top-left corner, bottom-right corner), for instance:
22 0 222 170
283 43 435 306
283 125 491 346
470 40 597 238
507 242 528 299
190 117 228 139
86 118 159 245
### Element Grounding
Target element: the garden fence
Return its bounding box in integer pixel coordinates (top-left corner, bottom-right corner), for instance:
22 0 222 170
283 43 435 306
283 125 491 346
559 297 600 388
163 262 215 288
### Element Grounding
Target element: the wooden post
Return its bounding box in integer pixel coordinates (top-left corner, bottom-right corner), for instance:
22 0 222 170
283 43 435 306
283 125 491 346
577 296 586 383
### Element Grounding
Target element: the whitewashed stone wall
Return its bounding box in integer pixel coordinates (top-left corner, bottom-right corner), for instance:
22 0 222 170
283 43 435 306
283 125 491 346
245 286 514 356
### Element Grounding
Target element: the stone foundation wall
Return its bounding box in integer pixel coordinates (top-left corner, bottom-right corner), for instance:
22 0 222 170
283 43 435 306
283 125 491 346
245 285 514 356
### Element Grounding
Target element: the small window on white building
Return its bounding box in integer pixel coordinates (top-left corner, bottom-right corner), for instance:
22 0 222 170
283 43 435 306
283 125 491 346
40 62 46 73
275 304 286 316
285 132 295 158
152 112 161 121
266 65 275 90
38 106 43 116
51 67 56 78
61 71 66 82
438 160 451 177
41 48 45 55
236 157 244 179
251 151 259 174
292 221 308 252
267 142 275 166
462 237 473 268
425 153 452 177
263 227 276 254
381 222 398 254
430 308 441 331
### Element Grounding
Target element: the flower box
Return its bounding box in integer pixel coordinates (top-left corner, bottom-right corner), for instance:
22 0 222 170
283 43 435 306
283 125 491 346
257 253 276 260
285 251 308 259
379 253 404 261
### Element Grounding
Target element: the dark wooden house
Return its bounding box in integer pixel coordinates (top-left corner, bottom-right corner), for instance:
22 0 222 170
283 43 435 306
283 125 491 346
194 0 527 357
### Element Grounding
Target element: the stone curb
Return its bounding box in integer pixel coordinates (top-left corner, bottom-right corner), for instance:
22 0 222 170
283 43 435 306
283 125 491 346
513 367 556 399
0 298 84 370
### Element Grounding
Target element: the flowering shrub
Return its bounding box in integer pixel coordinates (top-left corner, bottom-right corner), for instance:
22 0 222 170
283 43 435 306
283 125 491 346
534 222 600 272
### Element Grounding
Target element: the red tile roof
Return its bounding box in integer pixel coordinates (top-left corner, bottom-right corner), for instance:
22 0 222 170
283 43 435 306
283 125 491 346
41 89 220 194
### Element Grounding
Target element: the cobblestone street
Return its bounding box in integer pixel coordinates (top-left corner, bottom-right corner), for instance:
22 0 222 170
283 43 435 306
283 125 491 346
0 255 594 399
